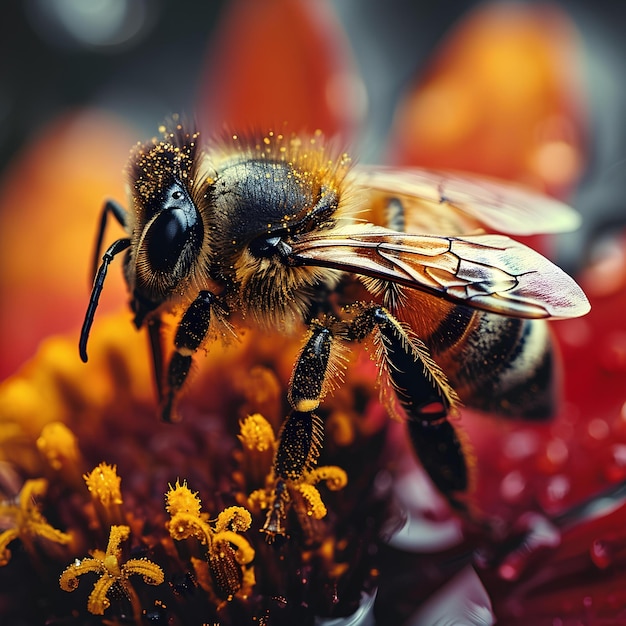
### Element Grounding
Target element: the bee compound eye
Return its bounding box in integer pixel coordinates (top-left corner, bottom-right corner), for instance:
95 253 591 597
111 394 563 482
146 207 201 273
249 235 282 258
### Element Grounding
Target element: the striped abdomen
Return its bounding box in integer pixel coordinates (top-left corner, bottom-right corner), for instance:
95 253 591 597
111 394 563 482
416 298 555 418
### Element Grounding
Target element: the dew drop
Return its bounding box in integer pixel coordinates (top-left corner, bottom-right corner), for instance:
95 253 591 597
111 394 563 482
500 470 526 503
590 538 612 569
539 438 568 473
539 474 570 511
588 418 610 441
549 438 568 464
498 562 519 581
604 443 626 481
503 430 538 461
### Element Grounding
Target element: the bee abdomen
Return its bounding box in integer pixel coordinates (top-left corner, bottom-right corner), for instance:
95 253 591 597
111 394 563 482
429 307 555 419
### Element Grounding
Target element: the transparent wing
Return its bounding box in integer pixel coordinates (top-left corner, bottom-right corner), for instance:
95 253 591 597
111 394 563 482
351 166 582 235
290 226 590 319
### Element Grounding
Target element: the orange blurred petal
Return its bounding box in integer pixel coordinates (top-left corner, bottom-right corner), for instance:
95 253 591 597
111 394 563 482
0 111 137 379
388 2 588 196
196 0 364 141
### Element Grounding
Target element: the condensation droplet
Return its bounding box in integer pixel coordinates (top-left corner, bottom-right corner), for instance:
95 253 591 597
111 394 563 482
588 418 610 441
503 430 539 461
544 438 569 470
605 443 626 482
613 443 626 465
500 470 526 503
543 474 570 506
590 538 612 569
498 562 518 582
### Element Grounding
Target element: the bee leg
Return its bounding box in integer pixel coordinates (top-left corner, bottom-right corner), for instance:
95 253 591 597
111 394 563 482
160 291 215 422
263 321 332 537
91 200 129 280
349 305 470 508
79 237 131 363
79 200 132 362
146 317 165 407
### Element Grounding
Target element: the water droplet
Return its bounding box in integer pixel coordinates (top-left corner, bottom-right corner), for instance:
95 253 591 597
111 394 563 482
588 418 610 441
540 474 570 511
549 438 568 464
590 538 612 569
604 444 626 482
538 438 568 473
500 470 526 503
504 430 539 461
498 562 519 581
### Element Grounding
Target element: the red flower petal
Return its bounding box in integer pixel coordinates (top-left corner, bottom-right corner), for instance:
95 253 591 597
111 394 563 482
0 111 136 379
386 2 588 198
195 0 364 142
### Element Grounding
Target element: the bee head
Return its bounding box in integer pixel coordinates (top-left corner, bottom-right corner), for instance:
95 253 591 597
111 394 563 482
126 123 212 306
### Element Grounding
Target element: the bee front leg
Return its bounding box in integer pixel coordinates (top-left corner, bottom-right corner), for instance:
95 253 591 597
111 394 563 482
160 291 216 422
349 305 470 509
91 200 129 273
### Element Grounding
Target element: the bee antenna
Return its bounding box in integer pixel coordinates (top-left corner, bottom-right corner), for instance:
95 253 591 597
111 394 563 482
79 238 131 362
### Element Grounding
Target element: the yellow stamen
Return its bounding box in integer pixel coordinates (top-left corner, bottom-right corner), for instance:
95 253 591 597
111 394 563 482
238 413 276 452
83 462 124 527
165 479 202 517
295 483 327 519
165 481 255 602
0 478 71 566
59 524 164 617
83 462 122 507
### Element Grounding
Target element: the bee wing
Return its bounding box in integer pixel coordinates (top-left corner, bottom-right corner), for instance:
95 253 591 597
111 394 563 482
351 166 582 235
291 227 590 319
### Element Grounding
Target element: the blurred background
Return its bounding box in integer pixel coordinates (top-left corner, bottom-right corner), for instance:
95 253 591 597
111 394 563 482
1 0 625 378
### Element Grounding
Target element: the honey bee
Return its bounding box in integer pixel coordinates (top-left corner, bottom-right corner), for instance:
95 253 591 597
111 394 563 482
79 120 589 532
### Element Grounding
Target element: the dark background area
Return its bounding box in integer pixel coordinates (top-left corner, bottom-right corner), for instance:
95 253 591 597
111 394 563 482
0 0 624 282
1 0 624 170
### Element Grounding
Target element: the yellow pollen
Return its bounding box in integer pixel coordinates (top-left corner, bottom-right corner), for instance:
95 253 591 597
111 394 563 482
83 463 123 507
165 480 202 517
238 414 276 452
295 399 320 413
36 422 80 471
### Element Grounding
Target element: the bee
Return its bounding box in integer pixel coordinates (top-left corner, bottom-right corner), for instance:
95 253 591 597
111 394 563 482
79 120 589 532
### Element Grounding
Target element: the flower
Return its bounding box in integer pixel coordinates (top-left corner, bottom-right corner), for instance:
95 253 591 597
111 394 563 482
2 1 626 624
243 413 349 540
0 478 72 566
84 463 123 508
165 481 255 603
59 524 164 617
384 1 587 199
0 309 386 624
